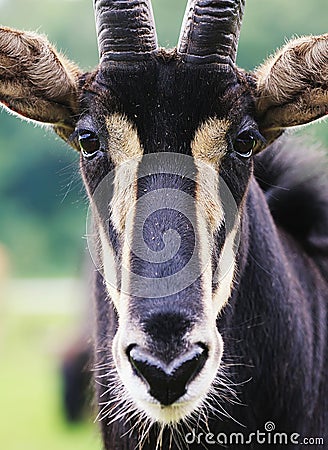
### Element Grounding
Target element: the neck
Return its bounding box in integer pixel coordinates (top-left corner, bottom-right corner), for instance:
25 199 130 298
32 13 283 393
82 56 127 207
216 175 325 431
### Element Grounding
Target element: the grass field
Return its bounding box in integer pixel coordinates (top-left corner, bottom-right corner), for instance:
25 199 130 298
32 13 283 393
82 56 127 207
0 279 101 450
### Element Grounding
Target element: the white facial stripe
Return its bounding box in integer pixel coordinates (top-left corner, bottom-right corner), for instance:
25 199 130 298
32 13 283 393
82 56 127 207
95 114 142 308
98 224 121 306
192 118 239 315
95 111 141 307
110 158 141 234
106 113 143 165
195 159 225 231
192 121 228 307
194 159 227 320
98 158 141 312
213 221 240 312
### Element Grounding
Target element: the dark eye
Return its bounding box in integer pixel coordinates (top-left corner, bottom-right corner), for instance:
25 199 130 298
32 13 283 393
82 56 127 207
233 130 257 158
78 130 100 158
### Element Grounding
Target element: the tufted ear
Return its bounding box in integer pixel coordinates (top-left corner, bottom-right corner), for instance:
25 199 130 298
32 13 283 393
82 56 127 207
254 34 328 147
0 27 82 141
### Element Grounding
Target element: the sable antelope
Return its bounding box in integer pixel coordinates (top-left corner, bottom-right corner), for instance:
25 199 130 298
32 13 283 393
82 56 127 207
0 0 328 449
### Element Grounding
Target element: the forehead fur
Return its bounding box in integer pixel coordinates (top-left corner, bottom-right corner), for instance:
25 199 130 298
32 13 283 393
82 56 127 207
83 52 254 156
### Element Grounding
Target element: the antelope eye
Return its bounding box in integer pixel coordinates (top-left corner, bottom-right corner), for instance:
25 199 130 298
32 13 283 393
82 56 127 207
233 130 257 158
78 130 100 158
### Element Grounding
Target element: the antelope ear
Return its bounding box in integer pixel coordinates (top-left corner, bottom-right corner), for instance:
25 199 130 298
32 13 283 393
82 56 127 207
0 27 82 141
254 34 328 147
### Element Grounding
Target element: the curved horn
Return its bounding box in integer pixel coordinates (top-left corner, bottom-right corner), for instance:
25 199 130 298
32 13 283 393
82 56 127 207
94 0 158 62
177 0 245 66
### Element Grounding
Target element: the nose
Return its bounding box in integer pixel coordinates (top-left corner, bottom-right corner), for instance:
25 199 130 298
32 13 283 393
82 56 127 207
127 343 208 406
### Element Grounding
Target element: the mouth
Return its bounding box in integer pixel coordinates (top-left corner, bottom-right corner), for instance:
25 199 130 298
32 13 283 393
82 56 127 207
134 396 206 425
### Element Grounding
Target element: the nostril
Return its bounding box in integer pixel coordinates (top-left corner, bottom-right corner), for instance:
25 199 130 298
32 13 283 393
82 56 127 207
180 342 209 384
127 343 208 406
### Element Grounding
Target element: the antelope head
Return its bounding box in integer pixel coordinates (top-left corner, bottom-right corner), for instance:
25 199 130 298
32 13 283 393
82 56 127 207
0 0 327 427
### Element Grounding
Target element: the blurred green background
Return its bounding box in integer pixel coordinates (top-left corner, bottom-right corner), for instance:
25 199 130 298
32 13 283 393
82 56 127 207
0 0 327 449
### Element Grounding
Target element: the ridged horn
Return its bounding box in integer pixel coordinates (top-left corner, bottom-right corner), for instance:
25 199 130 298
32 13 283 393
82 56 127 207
177 0 245 66
94 0 158 62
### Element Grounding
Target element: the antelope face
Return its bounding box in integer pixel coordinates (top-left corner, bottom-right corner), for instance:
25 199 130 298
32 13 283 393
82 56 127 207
71 0 264 427
79 58 260 424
